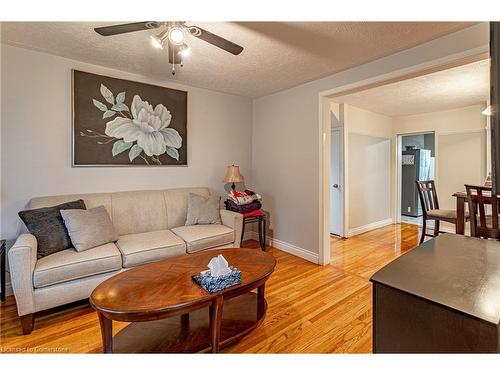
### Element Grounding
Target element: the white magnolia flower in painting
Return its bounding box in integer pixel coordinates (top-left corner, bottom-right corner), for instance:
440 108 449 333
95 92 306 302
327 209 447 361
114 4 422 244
105 95 182 157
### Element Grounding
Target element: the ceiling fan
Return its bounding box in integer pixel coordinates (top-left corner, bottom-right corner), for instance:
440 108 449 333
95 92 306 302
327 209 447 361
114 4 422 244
94 21 244 75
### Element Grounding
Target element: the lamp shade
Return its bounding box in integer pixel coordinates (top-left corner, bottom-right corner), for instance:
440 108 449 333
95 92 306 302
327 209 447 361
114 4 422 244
224 165 243 183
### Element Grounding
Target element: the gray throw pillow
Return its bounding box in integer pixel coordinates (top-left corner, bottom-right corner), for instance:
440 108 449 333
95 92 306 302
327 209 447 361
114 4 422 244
18 199 87 259
60 206 118 251
185 193 222 225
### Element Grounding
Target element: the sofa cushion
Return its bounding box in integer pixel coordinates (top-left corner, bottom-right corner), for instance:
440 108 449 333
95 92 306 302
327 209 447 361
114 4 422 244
61 206 118 251
19 199 87 259
164 188 210 229
171 225 234 253
185 193 222 225
33 243 122 288
111 190 168 236
116 230 186 268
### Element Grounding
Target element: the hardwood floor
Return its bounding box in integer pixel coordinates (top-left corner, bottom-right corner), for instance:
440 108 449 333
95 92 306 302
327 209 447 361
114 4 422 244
0 223 420 353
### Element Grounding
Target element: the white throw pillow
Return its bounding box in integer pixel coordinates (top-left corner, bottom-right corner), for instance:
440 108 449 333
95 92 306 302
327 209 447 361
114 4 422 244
60 206 118 251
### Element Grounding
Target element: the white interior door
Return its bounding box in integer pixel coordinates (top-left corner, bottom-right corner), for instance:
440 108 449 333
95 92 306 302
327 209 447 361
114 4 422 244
330 128 342 235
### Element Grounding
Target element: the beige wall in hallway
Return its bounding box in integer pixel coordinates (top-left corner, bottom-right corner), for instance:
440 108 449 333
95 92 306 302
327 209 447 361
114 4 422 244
393 103 487 134
344 105 393 234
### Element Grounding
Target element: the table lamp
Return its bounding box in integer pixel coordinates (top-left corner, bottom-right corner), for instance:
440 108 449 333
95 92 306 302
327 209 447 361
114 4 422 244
224 165 243 191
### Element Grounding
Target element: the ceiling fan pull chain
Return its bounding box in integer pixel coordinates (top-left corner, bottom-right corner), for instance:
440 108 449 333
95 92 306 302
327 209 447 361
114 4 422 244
171 43 176 75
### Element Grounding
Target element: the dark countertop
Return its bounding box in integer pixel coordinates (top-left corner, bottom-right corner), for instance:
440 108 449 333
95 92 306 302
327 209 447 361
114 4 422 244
370 233 500 325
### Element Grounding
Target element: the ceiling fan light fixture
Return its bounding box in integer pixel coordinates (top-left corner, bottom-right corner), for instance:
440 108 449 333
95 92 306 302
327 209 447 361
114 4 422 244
168 27 185 45
150 28 170 49
150 35 163 49
179 45 191 57
95 21 244 76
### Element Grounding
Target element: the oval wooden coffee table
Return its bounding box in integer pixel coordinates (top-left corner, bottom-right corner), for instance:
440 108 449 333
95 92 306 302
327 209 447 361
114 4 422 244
90 248 276 353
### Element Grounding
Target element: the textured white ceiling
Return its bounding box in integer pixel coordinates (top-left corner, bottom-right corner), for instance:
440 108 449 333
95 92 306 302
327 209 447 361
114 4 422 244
0 22 477 97
334 60 489 117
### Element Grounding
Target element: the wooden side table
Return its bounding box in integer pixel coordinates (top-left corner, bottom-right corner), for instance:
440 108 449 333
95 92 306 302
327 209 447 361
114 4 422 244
1 240 6 302
240 214 267 251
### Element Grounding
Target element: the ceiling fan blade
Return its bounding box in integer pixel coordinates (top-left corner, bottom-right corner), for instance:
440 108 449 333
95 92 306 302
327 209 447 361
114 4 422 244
94 22 161 36
188 26 243 55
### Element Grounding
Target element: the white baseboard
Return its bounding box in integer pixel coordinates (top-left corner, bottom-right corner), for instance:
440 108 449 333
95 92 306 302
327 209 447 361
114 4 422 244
270 237 319 264
348 218 393 237
243 231 319 264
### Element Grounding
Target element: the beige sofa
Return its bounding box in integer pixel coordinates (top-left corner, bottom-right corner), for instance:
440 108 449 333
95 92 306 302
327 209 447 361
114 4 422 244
8 187 243 334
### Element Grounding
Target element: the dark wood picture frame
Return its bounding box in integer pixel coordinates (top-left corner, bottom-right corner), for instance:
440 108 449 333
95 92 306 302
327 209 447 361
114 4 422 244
72 70 188 167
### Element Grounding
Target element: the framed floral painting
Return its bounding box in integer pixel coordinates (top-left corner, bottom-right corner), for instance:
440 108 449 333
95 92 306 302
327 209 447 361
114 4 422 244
72 70 187 166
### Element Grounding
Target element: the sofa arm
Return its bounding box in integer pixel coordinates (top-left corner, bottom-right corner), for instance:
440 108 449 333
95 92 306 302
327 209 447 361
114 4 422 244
220 209 244 247
8 234 37 316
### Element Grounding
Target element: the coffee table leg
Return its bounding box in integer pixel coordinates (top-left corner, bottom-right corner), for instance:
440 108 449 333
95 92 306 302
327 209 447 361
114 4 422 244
181 313 190 329
258 285 265 300
209 295 223 353
97 312 113 353
257 284 266 318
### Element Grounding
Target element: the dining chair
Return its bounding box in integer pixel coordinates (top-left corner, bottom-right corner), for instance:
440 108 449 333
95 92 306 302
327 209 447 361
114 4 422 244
416 180 462 244
465 184 500 240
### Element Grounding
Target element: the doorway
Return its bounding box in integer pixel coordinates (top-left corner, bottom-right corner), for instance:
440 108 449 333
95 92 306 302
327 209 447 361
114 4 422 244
330 126 344 236
318 52 488 265
399 132 436 227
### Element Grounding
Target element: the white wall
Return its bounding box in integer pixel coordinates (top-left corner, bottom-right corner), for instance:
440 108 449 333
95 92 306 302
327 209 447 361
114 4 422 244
344 104 393 138
0 44 253 241
344 105 392 234
393 104 487 217
438 132 486 208
393 104 487 135
252 23 489 259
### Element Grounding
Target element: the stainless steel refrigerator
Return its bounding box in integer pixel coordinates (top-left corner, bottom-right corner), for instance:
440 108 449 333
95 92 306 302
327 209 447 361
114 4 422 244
401 148 433 217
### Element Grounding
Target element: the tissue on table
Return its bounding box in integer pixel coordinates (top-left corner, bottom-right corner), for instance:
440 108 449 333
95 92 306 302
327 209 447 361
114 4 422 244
207 254 231 277
192 255 241 293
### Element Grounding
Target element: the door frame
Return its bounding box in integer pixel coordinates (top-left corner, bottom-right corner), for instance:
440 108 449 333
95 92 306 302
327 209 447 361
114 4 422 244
317 51 487 265
330 125 346 238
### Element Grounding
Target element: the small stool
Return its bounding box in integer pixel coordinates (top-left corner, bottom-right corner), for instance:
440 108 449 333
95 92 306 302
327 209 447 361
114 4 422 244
240 214 267 251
